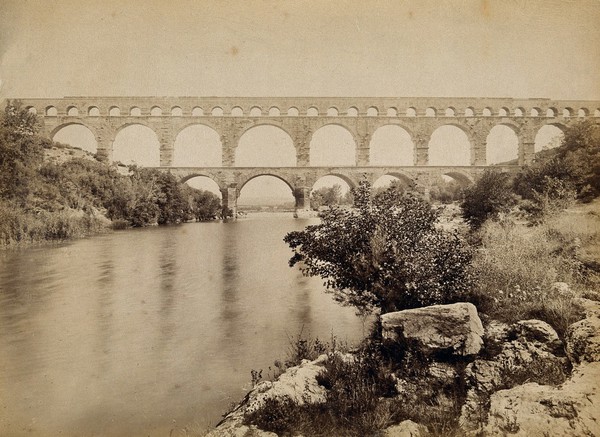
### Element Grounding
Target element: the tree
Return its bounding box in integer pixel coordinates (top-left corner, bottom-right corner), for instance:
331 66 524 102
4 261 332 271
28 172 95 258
461 170 516 229
284 181 473 315
310 184 343 210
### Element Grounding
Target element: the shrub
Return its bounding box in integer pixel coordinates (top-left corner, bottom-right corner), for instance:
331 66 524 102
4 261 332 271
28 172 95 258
285 180 473 315
461 170 516 229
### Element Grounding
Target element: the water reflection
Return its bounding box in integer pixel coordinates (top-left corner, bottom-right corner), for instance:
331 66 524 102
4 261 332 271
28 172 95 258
0 218 366 436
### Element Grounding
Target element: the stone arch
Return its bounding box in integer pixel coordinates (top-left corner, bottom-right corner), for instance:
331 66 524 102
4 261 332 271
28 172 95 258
112 123 161 166
171 106 183 116
46 106 58 116
563 107 573 117
441 170 474 186
379 171 415 187
312 172 359 191
595 109 600 117
578 108 589 117
173 124 222 167
66 106 79 116
192 107 203 116
327 107 339 116
88 106 100 116
238 172 295 193
486 124 519 165
268 107 281 116
150 106 162 116
498 107 509 117
179 173 227 193
535 123 565 152
406 107 417 117
425 107 436 117
530 107 541 117
250 106 262 116
369 124 415 166
109 106 120 117
51 122 98 154
130 106 142 116
482 107 492 117
231 106 244 116
464 107 475 117
546 107 558 117
367 107 379 117
428 125 471 166
514 107 524 117
307 106 319 116
309 124 357 166
287 107 299 116
346 107 358 117
386 107 398 117
211 107 224 116
236 124 296 167
445 107 456 117
25 106 37 115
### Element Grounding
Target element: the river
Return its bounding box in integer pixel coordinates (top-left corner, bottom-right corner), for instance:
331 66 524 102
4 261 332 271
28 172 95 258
0 216 367 437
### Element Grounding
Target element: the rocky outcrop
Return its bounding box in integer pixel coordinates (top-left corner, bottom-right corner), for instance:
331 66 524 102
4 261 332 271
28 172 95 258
383 420 427 436
483 362 600 436
566 298 600 364
381 302 484 356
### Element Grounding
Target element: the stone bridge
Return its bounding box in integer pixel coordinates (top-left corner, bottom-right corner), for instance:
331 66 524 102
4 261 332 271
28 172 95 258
12 96 600 214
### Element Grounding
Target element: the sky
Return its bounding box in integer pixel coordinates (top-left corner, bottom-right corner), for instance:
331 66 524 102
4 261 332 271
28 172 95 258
0 0 597 201
1 0 599 99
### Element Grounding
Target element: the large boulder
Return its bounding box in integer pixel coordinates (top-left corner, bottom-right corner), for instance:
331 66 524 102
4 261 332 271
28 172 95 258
482 362 600 436
460 320 567 432
381 303 484 357
566 299 600 364
384 420 427 436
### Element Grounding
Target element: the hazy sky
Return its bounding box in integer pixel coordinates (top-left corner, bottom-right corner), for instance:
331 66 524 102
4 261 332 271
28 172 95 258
1 0 599 99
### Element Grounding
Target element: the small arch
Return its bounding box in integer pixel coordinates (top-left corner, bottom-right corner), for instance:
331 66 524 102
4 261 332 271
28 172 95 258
386 107 398 117
346 107 358 117
425 107 436 117
88 106 100 116
268 107 281 116
250 106 262 117
464 107 475 117
211 107 224 116
530 108 540 117
46 106 58 116
595 109 600 117
192 107 203 116
307 106 319 116
482 107 492 117
26 106 37 115
171 106 183 116
578 108 589 118
287 107 299 116
67 106 79 116
367 107 378 117
130 106 142 116
498 107 509 117
327 107 339 117
109 106 120 117
150 106 163 116
445 107 456 117
546 107 557 118
563 108 573 118
406 107 417 117
514 107 524 117
231 106 244 116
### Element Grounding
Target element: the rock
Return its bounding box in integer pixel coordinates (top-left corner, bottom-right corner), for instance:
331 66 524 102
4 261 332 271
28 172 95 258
460 321 568 432
565 315 600 364
206 357 327 436
381 303 484 357
384 420 427 436
573 297 600 318
551 281 575 298
511 320 564 355
482 362 600 436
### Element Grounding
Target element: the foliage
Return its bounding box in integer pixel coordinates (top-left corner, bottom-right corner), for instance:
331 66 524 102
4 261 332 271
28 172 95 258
429 177 463 204
285 180 473 314
461 170 517 229
310 184 353 210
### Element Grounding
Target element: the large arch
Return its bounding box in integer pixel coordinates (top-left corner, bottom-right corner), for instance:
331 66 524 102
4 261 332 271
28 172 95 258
486 125 519 165
309 124 356 166
237 174 296 210
235 125 296 167
182 175 224 198
173 124 222 167
112 124 160 166
369 125 414 166
51 123 98 154
428 125 471 166
535 124 565 153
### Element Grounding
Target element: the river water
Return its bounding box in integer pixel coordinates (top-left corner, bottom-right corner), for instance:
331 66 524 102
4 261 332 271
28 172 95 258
0 216 366 437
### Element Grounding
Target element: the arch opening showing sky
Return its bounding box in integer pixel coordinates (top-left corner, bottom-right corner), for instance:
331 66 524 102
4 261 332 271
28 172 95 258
369 125 414 166
236 126 296 167
112 125 160 166
428 126 471 166
237 176 294 206
52 124 97 154
173 125 222 167
310 125 356 166
534 125 565 153
185 176 222 198
486 125 519 165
